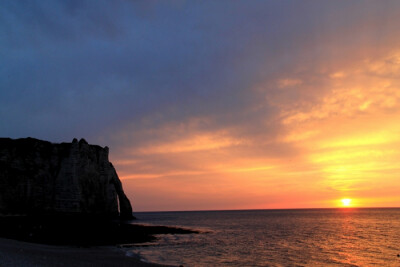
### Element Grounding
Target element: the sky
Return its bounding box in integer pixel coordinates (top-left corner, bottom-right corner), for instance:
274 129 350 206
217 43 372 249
1 1 400 211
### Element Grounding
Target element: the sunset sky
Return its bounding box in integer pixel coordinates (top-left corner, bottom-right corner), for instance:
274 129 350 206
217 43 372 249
2 1 400 211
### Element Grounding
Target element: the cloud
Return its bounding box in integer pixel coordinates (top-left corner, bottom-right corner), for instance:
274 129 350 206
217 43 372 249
2 1 400 210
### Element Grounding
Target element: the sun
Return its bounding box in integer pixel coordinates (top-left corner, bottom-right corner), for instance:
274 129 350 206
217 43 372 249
341 198 352 207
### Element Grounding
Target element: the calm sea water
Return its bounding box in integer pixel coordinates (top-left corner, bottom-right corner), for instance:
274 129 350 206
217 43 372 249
129 208 400 266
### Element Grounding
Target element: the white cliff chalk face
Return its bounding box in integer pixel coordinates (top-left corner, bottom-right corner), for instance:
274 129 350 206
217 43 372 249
0 138 133 219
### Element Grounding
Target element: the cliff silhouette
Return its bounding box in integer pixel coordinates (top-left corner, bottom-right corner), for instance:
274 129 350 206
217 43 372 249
0 137 198 246
0 137 132 219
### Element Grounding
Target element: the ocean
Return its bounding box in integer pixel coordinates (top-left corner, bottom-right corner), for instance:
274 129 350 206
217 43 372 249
130 208 400 266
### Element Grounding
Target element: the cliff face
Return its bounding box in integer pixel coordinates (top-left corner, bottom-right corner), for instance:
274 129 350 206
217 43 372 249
0 138 133 219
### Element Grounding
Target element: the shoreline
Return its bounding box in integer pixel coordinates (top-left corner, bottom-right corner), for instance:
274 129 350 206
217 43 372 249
0 237 174 267
0 216 198 266
0 216 198 246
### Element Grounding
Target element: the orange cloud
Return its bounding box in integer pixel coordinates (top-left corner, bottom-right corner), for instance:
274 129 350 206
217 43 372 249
109 45 400 211
137 132 244 154
278 78 303 88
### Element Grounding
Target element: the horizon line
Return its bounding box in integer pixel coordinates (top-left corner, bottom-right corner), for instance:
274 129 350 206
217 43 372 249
133 206 400 213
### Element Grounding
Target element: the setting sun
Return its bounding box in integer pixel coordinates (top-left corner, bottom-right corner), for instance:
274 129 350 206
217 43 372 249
341 198 352 207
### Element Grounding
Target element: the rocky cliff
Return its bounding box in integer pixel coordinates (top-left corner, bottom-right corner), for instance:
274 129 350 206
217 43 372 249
0 137 133 219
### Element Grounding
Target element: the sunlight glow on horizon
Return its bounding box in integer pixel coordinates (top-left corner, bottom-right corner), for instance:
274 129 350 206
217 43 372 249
341 198 352 207
110 20 400 212
116 48 400 211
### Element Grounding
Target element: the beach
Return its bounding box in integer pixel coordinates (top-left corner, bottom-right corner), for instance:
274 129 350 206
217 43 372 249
0 216 197 266
0 237 169 267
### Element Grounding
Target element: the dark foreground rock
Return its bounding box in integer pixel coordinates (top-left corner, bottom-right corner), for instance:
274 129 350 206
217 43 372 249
0 137 132 219
0 216 198 246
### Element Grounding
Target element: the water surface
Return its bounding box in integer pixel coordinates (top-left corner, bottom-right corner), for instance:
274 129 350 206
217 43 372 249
130 208 400 266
